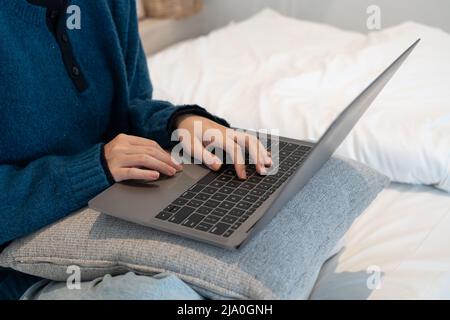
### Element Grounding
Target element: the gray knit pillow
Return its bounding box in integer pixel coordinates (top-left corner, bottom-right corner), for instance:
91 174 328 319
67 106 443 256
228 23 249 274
0 157 389 299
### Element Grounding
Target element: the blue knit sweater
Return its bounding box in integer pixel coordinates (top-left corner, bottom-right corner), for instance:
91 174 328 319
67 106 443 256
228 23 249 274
0 0 224 299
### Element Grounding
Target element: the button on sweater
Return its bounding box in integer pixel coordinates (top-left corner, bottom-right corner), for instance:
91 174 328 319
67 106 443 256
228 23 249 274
0 0 226 299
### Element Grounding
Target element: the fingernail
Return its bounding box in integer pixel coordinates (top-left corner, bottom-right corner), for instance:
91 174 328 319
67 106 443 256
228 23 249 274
173 158 183 166
209 162 222 171
260 166 267 175
150 172 160 179
213 156 222 170
214 155 222 165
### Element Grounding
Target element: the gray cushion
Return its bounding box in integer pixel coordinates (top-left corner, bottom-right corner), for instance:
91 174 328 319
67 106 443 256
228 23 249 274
0 157 389 299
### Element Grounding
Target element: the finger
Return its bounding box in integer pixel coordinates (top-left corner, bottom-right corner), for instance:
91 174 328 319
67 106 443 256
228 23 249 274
236 133 271 175
249 139 268 175
186 136 222 171
224 137 246 180
180 130 203 160
146 149 183 171
120 154 178 176
123 146 183 171
201 139 223 171
249 134 272 166
115 168 160 182
119 134 182 168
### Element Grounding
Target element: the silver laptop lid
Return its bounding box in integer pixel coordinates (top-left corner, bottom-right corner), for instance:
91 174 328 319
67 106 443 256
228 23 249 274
246 39 420 239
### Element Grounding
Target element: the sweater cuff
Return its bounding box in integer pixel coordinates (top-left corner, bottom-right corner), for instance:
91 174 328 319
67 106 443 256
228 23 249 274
64 144 112 209
100 144 116 185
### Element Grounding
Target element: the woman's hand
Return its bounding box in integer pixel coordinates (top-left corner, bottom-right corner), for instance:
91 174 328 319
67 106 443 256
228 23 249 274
174 115 272 180
104 134 182 182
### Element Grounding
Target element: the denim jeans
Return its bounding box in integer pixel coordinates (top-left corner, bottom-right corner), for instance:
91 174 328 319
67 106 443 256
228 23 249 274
21 272 204 300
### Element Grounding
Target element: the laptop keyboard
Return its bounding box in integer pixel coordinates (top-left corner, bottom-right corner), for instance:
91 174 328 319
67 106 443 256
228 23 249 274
155 141 312 238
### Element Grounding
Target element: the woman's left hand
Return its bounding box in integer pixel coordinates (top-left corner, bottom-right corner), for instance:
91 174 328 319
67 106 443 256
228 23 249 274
174 115 272 180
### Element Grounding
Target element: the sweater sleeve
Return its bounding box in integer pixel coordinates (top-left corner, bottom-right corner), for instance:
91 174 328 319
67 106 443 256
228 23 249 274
123 1 228 149
0 144 111 245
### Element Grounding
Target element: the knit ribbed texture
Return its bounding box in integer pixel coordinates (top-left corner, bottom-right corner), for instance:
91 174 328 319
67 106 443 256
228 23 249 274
5 0 46 26
65 144 111 209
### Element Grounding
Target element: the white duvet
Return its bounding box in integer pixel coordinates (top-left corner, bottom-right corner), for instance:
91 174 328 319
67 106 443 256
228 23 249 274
148 9 450 192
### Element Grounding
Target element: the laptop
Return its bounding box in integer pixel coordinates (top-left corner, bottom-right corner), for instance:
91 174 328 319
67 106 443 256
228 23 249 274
89 39 419 250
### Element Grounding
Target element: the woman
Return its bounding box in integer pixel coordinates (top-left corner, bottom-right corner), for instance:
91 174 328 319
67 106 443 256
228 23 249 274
0 0 270 299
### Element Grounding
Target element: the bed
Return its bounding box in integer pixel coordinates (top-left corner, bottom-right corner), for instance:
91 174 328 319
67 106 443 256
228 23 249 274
146 9 450 299
311 183 450 299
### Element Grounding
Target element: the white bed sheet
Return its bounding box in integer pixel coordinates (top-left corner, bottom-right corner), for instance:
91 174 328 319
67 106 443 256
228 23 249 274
310 183 450 300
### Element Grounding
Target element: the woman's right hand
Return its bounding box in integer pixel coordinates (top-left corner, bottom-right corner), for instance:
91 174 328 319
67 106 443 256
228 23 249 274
103 134 182 182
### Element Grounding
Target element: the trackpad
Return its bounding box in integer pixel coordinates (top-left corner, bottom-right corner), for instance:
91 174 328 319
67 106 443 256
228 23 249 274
89 164 210 225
